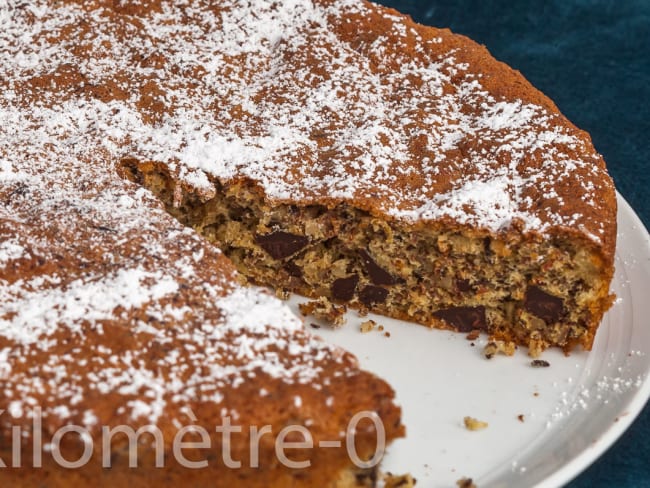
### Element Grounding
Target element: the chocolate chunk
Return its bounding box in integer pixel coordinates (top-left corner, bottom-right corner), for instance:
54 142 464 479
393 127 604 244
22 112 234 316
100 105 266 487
524 286 564 323
456 278 472 293
283 261 303 278
483 237 492 257
358 285 388 307
331 275 359 301
433 306 486 332
359 249 402 285
255 231 309 260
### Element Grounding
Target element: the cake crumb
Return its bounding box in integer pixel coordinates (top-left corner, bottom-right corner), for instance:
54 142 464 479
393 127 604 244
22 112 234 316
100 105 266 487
483 340 516 359
309 323 321 329
527 336 546 358
465 329 480 341
517 414 525 422
378 325 385 332
384 331 391 338
456 477 477 488
463 416 488 431
383 472 417 487
360 320 376 333
299 297 347 327
531 359 550 368
275 288 291 300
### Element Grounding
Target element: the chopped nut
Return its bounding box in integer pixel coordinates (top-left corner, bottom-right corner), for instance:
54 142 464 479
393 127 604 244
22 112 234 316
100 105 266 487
299 297 347 327
456 477 477 488
463 416 488 431
531 359 550 368
383 472 417 488
274 288 291 300
483 340 516 359
360 319 376 333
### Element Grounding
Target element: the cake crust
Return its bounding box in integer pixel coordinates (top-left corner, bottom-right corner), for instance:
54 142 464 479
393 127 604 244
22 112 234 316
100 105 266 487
0 0 616 484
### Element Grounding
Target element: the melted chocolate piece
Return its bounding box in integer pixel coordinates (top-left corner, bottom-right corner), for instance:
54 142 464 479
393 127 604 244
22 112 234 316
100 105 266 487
359 285 388 307
331 275 359 301
433 306 486 332
283 261 303 278
255 231 309 260
483 237 492 257
456 278 472 292
524 286 564 323
359 249 402 286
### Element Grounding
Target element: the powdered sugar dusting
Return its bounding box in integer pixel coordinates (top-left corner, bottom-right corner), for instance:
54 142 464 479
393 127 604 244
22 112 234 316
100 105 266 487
0 0 612 237
545 372 646 428
0 0 613 429
0 238 25 264
0 267 178 344
217 286 303 333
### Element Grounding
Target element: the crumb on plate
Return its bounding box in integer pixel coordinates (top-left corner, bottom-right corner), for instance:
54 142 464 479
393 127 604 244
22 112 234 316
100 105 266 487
360 319 376 333
383 472 417 487
456 477 477 488
299 297 347 327
483 340 516 359
463 416 488 431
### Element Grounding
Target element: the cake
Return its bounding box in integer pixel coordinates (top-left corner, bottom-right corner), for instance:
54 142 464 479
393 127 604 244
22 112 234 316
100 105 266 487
0 0 615 485
119 0 616 354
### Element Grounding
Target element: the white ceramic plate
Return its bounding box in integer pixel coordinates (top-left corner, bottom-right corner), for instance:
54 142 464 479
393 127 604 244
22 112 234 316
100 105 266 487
286 192 650 487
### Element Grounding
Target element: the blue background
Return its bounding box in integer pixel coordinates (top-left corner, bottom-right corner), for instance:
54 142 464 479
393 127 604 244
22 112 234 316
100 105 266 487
375 1 650 486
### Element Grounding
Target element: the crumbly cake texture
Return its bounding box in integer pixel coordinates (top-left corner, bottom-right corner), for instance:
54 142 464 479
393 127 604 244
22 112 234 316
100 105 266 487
0 1 407 486
0 0 616 483
115 0 615 351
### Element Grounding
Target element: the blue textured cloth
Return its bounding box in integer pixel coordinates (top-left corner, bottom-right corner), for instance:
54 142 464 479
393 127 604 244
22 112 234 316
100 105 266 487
374 1 650 486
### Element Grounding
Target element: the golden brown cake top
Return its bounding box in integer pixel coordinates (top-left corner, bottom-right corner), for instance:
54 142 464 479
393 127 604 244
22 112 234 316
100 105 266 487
0 0 613 436
2 0 616 251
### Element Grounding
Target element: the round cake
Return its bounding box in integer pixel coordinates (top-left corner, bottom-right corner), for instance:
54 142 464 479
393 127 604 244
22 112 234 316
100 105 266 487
0 0 616 485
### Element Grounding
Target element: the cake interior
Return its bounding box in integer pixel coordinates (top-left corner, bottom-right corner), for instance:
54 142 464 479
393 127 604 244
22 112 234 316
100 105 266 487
120 159 613 355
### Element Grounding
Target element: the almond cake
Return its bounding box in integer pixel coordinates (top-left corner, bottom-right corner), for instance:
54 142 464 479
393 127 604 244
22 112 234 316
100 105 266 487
0 0 616 485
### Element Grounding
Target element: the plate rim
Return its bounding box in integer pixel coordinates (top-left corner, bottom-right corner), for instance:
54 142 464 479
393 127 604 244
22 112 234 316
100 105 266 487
289 191 650 487
537 191 650 488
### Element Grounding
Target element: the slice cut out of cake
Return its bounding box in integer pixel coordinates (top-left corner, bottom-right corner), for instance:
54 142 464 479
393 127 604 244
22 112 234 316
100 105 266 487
117 0 616 355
